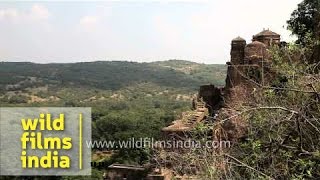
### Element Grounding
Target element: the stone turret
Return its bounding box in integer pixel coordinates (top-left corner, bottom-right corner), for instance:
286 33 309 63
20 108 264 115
226 36 246 88
252 29 280 47
231 36 246 65
243 41 267 84
244 41 267 65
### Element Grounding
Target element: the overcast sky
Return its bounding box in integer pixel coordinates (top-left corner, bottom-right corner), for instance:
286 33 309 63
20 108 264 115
0 0 302 64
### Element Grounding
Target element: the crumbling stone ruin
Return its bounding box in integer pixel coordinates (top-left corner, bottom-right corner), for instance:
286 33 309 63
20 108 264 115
147 29 282 179
226 29 280 89
161 96 209 138
198 85 223 113
161 29 281 139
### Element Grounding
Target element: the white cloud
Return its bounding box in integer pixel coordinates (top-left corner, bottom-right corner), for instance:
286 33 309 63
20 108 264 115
80 15 100 31
0 8 19 20
0 4 50 22
30 4 50 20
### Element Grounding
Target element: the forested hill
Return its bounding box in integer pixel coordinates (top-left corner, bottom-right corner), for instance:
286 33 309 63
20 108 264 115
0 60 227 91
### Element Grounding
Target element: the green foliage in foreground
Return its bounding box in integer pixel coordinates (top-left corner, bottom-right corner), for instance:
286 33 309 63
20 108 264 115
228 43 320 179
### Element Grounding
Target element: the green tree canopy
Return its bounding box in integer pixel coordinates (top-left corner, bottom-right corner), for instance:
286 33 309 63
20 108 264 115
287 0 320 45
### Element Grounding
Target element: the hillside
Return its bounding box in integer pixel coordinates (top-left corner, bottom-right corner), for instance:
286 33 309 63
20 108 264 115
152 60 226 86
0 60 227 92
